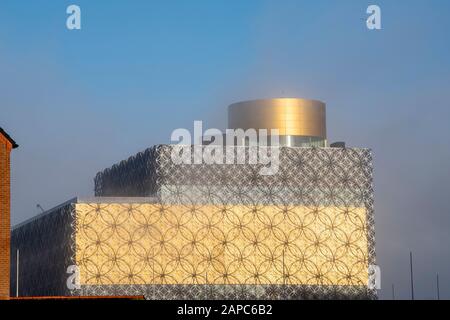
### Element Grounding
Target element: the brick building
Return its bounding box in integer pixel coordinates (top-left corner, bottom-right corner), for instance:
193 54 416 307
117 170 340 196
0 128 18 299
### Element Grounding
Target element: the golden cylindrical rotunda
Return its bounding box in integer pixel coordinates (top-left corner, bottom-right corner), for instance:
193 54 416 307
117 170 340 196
228 98 327 147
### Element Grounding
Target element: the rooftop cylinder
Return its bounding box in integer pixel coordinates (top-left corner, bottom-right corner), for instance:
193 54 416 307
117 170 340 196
228 98 327 147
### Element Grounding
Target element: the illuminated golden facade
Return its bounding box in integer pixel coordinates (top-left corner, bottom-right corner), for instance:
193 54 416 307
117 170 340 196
88 143 376 299
75 203 368 287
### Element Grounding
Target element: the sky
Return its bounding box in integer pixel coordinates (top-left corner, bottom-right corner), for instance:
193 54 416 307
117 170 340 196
1 0 450 300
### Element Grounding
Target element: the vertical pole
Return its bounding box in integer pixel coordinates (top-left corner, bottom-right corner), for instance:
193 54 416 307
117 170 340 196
16 249 19 297
410 252 414 300
392 284 395 300
152 248 155 300
437 274 440 300
205 270 208 300
282 249 286 299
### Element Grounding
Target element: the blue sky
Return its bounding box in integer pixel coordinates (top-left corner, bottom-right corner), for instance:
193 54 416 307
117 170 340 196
1 0 450 300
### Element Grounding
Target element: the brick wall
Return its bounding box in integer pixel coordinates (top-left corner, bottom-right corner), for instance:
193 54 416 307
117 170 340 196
0 135 12 299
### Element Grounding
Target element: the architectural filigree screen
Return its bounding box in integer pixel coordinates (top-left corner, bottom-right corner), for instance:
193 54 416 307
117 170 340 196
75 203 368 287
86 145 376 299
11 146 375 299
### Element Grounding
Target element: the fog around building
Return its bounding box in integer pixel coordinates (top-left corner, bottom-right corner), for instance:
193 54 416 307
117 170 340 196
1 0 450 299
